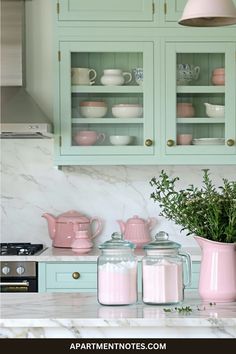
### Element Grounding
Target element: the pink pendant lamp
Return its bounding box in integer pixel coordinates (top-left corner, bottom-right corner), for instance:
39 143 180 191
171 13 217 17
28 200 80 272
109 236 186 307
179 0 236 26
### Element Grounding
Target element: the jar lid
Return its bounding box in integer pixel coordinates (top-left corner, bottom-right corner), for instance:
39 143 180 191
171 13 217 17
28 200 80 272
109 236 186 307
143 231 181 250
99 232 136 249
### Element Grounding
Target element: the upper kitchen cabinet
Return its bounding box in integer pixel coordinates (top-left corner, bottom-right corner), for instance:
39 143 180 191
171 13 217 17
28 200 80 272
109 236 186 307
164 41 236 163
57 0 154 23
55 41 155 165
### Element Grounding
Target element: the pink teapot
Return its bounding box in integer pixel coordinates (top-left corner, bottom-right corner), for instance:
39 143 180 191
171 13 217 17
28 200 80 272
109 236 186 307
42 210 102 248
117 215 157 248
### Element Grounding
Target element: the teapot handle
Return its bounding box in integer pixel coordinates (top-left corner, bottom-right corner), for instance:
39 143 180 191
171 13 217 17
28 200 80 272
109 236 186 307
179 251 192 288
194 66 200 80
90 217 103 239
147 217 157 230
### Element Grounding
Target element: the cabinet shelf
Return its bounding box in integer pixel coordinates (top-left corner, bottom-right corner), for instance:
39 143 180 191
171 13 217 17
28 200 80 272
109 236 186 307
177 86 225 94
71 85 143 94
177 118 225 124
72 118 144 124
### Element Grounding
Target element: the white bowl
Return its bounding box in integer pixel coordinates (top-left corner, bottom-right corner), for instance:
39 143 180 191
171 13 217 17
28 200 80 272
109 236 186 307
109 135 134 146
112 104 143 118
205 104 225 118
80 105 108 118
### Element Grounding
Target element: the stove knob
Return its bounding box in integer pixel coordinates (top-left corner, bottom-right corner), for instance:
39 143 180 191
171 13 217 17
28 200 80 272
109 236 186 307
2 266 10 275
16 266 25 275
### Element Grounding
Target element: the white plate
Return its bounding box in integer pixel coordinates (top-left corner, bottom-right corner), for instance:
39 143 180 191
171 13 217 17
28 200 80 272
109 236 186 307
192 138 225 145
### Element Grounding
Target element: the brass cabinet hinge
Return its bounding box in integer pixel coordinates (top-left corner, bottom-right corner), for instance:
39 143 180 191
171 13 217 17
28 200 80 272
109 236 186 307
164 2 167 15
57 2 60 14
152 2 155 14
59 136 62 147
58 51 61 62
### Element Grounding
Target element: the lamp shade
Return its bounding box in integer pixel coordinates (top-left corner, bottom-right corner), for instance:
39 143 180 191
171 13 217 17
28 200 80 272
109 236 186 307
179 0 236 27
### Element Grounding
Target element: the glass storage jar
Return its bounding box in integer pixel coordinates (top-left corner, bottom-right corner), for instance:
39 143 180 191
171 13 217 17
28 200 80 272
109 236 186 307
97 232 137 306
142 231 191 305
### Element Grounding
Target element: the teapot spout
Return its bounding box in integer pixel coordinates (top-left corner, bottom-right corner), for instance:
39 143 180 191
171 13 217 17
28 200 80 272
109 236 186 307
117 220 126 234
42 213 56 240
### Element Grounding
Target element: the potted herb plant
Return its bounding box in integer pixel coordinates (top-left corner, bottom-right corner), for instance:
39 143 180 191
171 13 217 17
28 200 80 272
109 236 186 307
150 169 236 302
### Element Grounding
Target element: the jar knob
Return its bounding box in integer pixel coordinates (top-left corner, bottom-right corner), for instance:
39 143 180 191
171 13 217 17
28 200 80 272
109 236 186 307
155 231 169 241
111 232 123 240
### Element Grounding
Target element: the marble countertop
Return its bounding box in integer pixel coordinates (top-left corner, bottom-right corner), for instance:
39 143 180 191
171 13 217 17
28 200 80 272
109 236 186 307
1 292 236 330
0 247 201 262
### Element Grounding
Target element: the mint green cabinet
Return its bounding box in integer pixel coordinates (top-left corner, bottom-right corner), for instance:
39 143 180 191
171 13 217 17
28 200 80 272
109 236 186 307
54 0 236 165
56 40 155 165
165 41 236 159
57 0 154 22
38 262 97 293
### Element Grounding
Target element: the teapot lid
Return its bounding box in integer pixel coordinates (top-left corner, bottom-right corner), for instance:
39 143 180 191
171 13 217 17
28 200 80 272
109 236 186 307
127 215 145 224
143 231 181 250
57 210 89 223
99 232 136 249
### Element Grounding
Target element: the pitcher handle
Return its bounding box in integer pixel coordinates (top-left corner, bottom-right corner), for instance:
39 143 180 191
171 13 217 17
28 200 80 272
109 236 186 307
90 217 103 239
89 69 97 85
179 251 192 288
123 72 132 84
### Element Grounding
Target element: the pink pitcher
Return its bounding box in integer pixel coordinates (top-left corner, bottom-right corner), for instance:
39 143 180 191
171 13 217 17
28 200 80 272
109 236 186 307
195 236 236 302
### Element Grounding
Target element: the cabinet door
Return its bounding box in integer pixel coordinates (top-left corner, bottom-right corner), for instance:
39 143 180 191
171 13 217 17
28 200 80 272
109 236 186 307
165 42 236 156
59 41 154 160
165 0 186 22
58 0 153 22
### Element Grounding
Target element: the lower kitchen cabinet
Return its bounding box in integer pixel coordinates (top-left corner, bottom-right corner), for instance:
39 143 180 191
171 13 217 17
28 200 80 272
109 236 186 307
38 261 200 293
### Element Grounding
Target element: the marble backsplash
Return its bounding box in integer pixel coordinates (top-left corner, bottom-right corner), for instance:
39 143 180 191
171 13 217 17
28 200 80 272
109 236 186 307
1 139 236 248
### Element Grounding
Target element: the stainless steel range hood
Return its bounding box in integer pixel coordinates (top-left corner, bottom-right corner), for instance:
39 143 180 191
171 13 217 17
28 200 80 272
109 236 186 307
0 0 53 139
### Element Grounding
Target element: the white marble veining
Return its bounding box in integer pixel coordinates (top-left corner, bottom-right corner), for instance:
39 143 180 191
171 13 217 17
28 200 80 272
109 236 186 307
1 292 236 338
2 140 236 249
0 246 201 262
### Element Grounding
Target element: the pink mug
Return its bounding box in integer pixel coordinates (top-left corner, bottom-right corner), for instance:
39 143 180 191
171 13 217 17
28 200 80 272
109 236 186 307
74 131 105 146
177 134 192 145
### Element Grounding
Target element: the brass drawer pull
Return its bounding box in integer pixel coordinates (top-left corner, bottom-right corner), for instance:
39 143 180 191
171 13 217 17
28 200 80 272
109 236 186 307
72 272 80 279
145 139 153 146
167 139 175 147
227 139 235 146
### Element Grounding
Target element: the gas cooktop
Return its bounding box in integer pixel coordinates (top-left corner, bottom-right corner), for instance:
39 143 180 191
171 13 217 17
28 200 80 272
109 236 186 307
0 243 44 256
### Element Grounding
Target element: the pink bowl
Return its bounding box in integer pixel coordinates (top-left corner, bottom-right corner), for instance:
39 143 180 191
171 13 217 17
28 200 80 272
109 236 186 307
177 103 195 117
177 134 192 145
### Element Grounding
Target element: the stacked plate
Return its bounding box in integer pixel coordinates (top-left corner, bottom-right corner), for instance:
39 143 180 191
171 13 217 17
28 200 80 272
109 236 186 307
192 138 225 145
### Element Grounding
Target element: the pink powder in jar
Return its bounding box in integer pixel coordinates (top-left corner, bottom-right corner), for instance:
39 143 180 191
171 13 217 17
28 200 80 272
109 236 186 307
98 261 137 305
142 259 183 304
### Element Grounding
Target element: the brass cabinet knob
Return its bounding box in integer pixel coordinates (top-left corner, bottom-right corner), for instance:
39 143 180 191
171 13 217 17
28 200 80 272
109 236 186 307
145 139 153 146
72 272 80 279
226 139 235 146
167 139 175 147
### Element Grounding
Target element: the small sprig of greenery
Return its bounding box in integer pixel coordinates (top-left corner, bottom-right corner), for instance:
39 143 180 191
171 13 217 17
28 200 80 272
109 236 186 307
163 306 192 314
150 169 236 243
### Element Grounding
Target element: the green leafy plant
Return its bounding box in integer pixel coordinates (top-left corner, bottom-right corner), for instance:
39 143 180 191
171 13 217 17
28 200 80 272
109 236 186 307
150 169 236 243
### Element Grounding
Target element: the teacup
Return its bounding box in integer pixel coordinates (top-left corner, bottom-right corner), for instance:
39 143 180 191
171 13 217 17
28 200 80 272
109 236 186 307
71 67 97 85
177 64 200 85
177 134 193 145
74 131 105 146
133 68 143 86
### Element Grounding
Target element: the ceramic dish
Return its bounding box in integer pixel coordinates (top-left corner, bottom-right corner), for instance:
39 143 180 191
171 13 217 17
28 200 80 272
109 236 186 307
79 101 108 118
112 104 143 118
192 138 225 145
109 135 134 146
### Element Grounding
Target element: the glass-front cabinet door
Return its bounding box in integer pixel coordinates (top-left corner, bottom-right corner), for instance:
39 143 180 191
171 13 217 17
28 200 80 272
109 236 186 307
59 41 154 158
165 42 236 156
